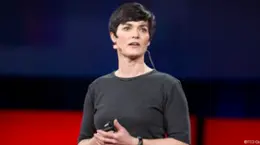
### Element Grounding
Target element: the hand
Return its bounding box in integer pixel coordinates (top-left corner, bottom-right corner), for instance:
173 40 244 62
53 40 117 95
94 130 116 145
94 119 138 145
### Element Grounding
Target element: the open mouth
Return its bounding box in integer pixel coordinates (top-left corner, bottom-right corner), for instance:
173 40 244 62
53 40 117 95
128 42 140 46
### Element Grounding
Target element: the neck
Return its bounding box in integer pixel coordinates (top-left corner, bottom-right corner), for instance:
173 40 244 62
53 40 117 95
115 54 153 78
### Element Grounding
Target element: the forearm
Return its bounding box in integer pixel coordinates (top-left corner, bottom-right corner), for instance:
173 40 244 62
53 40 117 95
133 138 189 145
78 137 97 145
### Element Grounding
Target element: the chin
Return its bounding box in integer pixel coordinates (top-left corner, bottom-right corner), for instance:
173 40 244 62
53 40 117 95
125 53 144 60
119 48 146 59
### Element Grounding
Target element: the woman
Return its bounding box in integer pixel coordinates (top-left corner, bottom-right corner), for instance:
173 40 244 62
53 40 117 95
78 2 191 145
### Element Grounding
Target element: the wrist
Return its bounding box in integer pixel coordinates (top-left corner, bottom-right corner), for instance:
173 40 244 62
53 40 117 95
131 137 139 145
137 136 143 145
89 137 97 145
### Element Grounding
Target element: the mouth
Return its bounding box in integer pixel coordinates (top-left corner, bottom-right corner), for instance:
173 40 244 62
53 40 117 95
128 42 141 47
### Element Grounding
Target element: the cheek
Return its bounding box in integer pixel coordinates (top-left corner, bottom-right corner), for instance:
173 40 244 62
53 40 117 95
142 39 150 47
117 37 128 47
142 34 150 44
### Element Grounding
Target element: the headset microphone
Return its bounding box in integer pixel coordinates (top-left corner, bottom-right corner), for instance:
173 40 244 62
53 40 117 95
146 50 156 69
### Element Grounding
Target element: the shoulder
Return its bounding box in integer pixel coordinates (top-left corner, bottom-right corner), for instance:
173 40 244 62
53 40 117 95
151 70 184 94
87 72 115 89
152 70 181 85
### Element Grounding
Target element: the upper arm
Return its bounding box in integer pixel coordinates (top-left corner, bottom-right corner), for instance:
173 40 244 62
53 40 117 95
163 80 191 145
78 84 96 143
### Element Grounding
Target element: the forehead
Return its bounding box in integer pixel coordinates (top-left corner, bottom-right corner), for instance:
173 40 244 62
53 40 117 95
119 21 149 27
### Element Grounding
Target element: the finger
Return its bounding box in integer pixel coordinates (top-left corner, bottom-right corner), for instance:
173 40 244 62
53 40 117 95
113 119 124 131
97 130 114 139
94 133 105 145
102 135 117 144
95 133 117 144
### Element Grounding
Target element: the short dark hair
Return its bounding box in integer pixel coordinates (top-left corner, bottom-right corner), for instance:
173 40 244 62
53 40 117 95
108 2 156 40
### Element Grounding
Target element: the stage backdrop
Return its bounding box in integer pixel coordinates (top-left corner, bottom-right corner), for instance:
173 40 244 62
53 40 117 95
0 0 259 79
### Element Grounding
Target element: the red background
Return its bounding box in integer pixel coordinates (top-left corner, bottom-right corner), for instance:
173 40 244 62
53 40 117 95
1 110 259 145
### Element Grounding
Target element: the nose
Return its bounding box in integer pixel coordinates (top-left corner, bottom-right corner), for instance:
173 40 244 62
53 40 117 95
131 29 140 39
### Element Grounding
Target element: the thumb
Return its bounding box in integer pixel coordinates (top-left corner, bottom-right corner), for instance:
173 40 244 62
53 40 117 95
114 119 124 131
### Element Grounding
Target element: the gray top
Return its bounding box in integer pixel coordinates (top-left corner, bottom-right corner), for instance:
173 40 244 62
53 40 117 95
78 69 191 144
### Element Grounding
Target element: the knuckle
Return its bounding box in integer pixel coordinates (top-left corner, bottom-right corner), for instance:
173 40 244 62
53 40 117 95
100 137 104 142
113 134 118 139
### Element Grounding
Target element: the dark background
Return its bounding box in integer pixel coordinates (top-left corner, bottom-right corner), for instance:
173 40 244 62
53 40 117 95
0 0 259 145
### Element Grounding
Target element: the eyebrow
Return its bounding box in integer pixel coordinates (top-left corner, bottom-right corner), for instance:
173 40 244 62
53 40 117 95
123 23 148 28
139 24 148 28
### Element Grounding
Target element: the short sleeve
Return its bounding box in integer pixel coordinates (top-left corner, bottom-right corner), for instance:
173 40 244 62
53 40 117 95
163 80 191 145
78 84 96 143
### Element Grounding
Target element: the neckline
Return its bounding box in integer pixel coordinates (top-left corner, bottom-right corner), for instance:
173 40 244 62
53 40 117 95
111 69 157 81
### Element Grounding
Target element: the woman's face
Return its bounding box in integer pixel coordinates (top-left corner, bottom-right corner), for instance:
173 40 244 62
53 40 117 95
110 21 150 59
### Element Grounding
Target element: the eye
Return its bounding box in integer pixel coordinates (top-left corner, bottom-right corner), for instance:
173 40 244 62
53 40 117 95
123 27 130 31
140 28 148 32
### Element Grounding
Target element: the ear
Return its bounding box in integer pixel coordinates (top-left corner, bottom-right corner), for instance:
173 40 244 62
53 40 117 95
110 32 118 49
110 32 116 43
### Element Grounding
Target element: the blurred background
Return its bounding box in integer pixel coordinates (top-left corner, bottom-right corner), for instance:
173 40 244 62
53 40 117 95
0 0 259 145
